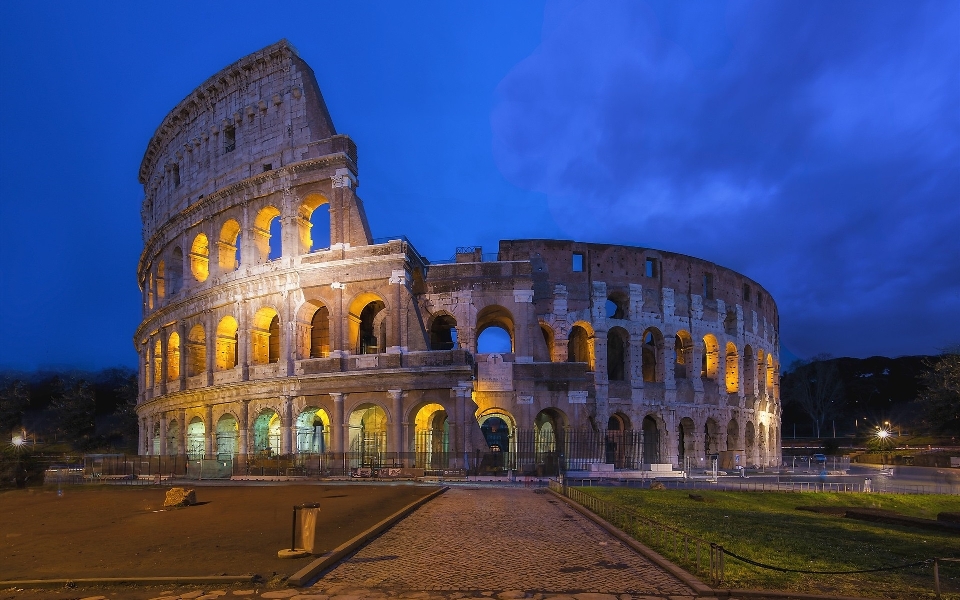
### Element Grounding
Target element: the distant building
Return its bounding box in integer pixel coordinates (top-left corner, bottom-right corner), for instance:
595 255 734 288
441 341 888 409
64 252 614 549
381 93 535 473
135 40 781 474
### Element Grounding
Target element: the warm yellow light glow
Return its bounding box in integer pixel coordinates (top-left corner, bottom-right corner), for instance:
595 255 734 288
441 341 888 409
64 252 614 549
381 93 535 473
190 233 209 282
725 341 739 393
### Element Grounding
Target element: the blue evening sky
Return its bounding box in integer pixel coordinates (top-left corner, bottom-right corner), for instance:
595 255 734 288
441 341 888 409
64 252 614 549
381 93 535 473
0 1 957 370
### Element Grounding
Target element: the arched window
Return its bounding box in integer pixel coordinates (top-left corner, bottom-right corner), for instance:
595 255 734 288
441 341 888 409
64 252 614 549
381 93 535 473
190 233 209 282
567 324 592 369
607 327 628 381
430 314 457 350
310 305 330 358
153 339 162 387
251 307 280 365
539 323 555 362
186 417 205 458
605 294 627 319
299 194 331 252
168 248 183 295
166 332 180 381
155 260 165 300
643 416 661 463
218 219 241 272
641 328 663 383
415 403 449 468
216 413 239 457
743 345 756 394
358 300 386 354
702 334 719 379
215 316 239 370
476 305 515 354
725 342 739 393
186 324 205 377
674 331 693 379
349 404 387 461
253 409 281 455
253 206 281 263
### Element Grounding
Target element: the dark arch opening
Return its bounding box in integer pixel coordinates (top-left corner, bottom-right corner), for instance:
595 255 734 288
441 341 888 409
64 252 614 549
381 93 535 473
430 315 457 351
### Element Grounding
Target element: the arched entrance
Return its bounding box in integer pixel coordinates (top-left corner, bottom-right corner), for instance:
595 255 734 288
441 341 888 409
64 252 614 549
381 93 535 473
642 416 661 464
413 403 448 468
677 417 695 467
531 408 565 475
348 404 387 466
605 413 634 468
253 409 281 455
186 417 205 459
166 420 179 456
296 407 330 454
216 414 238 457
478 411 514 473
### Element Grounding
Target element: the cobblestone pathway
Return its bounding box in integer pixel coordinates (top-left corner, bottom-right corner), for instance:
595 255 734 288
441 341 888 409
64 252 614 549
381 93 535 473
308 487 698 599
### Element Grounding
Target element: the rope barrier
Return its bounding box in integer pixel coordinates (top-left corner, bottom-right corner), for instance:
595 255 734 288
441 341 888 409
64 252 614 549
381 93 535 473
720 546 932 574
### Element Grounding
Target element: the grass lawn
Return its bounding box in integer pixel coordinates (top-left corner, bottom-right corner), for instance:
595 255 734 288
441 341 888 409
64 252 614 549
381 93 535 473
577 487 960 599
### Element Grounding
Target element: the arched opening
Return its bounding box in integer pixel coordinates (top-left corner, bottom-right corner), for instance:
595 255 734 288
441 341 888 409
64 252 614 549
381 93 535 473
358 300 386 354
605 412 632 467
725 342 740 393
152 421 161 455
348 404 387 465
607 327 628 381
702 334 719 379
186 324 205 377
309 305 330 358
186 416 205 458
218 219 241 272
567 323 593 369
643 416 661 463
215 316 239 370
251 307 280 365
704 418 719 457
299 194 331 252
253 409 281 455
253 205 281 263
674 331 693 380
155 260 165 301
539 323 555 362
743 345 756 395
642 328 663 383
745 421 756 465
414 403 448 468
429 315 457 351
758 422 768 465
216 413 238 457
533 408 565 474
168 247 183 295
166 332 180 381
678 417 695 465
296 407 330 454
726 419 740 450
476 305 515 354
766 354 775 396
153 339 162 387
189 233 209 282
166 419 179 455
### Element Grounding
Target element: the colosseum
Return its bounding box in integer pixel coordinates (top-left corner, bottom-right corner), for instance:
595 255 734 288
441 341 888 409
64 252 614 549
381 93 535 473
134 40 781 477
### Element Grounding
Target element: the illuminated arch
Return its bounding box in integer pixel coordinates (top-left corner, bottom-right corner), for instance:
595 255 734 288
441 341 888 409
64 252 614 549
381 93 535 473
155 260 165 300
539 321 555 362
189 233 209 282
725 341 739 393
674 330 693 379
348 292 387 355
186 324 205 377
153 339 162 386
348 403 388 463
218 219 241 272
295 407 330 454
298 193 330 252
413 403 449 468
251 307 280 364
215 316 239 370
166 332 180 381
253 408 281 455
186 416 205 458
253 205 281 262
702 334 719 379
216 413 239 456
567 321 594 370
476 305 515 354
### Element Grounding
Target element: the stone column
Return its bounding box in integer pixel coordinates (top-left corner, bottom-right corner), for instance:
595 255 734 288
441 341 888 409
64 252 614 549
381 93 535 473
281 396 293 455
205 405 215 457
388 390 403 455
178 408 187 456
159 414 168 456
239 400 250 457
331 393 345 453
512 289 535 361
239 301 250 381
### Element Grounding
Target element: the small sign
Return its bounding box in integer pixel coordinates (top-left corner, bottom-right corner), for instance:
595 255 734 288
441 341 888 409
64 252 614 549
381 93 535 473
477 354 513 391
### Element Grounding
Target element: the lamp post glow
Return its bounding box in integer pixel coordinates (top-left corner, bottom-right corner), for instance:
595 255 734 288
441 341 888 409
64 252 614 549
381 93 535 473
875 427 892 469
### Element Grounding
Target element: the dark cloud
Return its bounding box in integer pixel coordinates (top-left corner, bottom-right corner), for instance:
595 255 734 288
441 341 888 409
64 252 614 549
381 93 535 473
492 0 960 358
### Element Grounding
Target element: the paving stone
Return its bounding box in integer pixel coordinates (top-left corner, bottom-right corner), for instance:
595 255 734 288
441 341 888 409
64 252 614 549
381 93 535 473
261 592 300 599
319 488 693 596
573 595 619 600
231 592 256 597
179 593 205 600
498 592 528 599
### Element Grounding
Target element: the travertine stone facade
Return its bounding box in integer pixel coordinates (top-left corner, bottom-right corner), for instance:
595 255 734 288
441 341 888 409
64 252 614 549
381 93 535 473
135 40 781 470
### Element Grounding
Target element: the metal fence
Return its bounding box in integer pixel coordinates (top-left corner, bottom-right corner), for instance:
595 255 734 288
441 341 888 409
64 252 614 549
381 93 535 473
564 477 960 495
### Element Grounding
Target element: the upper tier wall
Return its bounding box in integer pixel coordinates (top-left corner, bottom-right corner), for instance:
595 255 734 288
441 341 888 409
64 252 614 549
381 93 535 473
138 40 345 242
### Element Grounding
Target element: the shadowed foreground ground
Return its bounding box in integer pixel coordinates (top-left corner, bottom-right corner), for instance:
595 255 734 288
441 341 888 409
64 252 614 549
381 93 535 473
0 483 435 580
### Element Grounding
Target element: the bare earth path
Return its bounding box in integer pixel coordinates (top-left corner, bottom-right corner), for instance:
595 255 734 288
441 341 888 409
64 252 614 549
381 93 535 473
311 487 696 598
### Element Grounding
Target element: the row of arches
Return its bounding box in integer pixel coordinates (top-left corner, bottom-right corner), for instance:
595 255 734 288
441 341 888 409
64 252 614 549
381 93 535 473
561 322 778 395
145 195 331 311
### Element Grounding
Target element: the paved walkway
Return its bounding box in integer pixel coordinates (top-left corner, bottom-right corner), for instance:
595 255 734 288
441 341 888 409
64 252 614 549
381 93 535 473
303 487 699 599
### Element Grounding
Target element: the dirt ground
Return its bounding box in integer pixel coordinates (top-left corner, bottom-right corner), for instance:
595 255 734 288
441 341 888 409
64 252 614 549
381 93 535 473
0 482 435 581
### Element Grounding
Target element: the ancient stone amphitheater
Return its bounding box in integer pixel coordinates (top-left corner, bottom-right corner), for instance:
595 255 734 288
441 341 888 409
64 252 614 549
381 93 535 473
135 40 781 476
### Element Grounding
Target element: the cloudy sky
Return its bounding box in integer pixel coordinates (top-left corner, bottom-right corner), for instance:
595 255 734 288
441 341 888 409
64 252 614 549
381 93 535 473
0 1 957 371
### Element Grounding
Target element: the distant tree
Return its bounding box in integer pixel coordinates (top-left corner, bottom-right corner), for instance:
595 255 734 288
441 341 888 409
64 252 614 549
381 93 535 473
110 370 140 450
783 354 844 438
50 378 96 448
916 346 960 436
0 378 30 437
